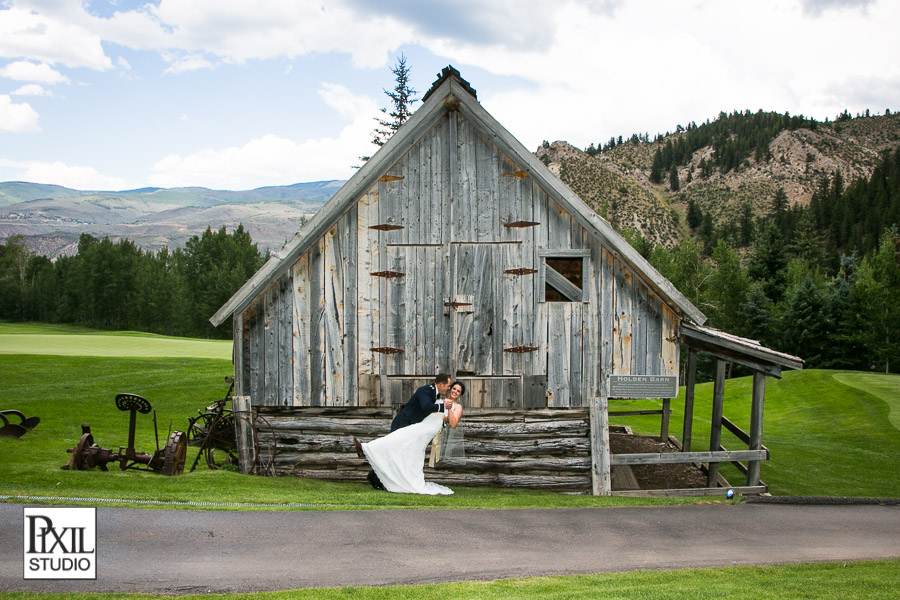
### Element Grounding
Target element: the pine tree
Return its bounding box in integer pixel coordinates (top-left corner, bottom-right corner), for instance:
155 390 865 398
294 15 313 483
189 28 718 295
704 240 750 333
780 276 830 367
649 149 663 184
669 165 680 191
855 228 900 372
362 54 418 162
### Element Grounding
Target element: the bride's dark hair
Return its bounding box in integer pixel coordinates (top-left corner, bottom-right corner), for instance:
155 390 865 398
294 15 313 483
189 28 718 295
450 381 466 396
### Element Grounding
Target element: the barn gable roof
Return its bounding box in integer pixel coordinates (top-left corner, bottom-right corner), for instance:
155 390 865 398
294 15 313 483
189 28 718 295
211 66 706 327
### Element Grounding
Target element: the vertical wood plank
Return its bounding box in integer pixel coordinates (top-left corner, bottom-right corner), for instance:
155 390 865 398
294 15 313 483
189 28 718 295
613 260 633 375
681 349 697 453
707 359 727 486
232 312 245 396
385 246 405 375
523 374 548 408
660 398 671 442
308 239 324 406
632 284 648 375
323 223 345 406
263 286 277 406
249 301 263 405
547 303 570 407
747 371 766 486
569 302 584 407
661 304 679 377
600 248 614 383
646 292 663 374
343 207 358 406
590 396 612 496
356 190 379 382
232 396 254 475
456 116 476 242
278 275 292 406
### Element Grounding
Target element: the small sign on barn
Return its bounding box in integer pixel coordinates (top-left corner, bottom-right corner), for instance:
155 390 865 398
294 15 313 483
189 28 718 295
608 375 679 399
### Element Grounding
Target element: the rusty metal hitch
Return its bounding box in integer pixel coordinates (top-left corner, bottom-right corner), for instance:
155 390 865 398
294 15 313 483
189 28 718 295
62 393 186 476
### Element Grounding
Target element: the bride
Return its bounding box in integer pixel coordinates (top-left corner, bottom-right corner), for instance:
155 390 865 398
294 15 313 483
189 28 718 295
356 381 465 495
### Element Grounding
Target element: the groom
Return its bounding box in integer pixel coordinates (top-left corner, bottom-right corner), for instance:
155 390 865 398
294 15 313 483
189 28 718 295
360 373 453 490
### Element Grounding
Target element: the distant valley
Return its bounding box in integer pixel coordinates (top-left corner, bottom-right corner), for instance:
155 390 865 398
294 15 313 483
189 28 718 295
0 180 343 258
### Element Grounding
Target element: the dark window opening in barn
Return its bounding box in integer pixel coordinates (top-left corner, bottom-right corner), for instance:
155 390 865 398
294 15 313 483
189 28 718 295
544 256 586 302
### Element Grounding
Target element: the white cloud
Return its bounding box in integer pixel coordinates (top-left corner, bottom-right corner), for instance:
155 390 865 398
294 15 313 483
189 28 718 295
11 83 51 96
161 52 216 74
421 0 900 151
0 6 113 70
149 129 366 189
0 158 126 190
318 82 376 121
148 84 378 188
0 94 40 132
0 60 70 84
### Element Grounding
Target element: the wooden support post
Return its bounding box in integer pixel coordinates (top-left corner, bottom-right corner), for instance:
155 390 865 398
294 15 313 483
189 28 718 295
747 371 766 487
660 398 671 442
590 396 611 496
233 313 244 395
232 395 255 475
707 360 726 486
681 349 697 452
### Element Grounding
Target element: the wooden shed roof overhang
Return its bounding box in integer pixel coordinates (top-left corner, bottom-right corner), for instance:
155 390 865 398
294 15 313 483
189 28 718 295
210 66 705 328
681 322 804 378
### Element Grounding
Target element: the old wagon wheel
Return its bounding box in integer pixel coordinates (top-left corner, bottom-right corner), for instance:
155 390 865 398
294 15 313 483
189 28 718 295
186 412 215 447
204 410 238 470
161 430 187 476
62 431 95 471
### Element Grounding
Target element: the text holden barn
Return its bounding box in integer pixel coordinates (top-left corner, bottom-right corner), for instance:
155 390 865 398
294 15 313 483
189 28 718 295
212 67 802 495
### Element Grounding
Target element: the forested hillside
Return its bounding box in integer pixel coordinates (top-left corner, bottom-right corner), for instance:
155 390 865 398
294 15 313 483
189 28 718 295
0 226 263 339
543 109 900 374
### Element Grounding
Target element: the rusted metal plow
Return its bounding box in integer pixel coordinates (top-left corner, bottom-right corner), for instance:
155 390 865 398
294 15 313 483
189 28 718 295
0 409 40 438
62 393 187 476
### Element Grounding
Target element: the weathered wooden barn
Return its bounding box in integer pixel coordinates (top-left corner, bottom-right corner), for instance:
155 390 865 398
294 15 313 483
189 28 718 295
213 67 802 495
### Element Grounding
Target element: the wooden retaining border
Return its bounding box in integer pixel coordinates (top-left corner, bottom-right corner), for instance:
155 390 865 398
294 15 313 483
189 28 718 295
238 397 768 496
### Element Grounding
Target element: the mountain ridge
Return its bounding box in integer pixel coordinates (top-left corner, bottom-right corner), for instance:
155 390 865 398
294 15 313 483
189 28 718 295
0 180 343 258
3 111 899 259
542 111 900 248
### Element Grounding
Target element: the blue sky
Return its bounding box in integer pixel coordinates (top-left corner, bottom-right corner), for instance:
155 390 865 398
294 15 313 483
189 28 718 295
1 0 898 191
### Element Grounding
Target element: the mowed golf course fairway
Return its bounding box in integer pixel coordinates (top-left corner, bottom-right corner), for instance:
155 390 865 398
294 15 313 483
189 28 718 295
0 323 231 359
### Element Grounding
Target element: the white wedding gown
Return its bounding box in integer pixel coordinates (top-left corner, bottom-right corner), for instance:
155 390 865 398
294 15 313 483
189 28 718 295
362 412 454 495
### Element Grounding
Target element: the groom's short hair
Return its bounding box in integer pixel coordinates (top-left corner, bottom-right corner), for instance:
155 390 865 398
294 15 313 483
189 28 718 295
434 373 451 385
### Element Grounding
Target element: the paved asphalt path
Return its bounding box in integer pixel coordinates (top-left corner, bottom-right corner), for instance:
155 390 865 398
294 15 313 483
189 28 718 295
2 502 899 594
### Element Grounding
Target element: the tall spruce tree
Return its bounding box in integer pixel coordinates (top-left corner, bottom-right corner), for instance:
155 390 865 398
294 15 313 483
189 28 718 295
855 228 900 372
362 54 418 162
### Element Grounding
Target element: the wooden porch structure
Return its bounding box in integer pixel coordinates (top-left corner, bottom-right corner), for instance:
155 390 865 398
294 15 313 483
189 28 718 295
589 324 804 496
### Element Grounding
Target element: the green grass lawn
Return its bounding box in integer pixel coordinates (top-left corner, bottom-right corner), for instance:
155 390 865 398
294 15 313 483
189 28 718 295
0 324 231 359
3 322 899 599
3 560 900 600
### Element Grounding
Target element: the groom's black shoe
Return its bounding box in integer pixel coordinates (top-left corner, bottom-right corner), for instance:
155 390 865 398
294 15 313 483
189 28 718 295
352 436 365 458
367 469 385 490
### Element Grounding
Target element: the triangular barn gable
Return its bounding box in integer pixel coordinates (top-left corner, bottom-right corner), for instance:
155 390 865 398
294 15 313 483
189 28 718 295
213 66 706 409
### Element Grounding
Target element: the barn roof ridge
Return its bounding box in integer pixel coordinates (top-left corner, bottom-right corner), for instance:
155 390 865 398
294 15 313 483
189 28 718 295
210 68 706 327
422 65 476 103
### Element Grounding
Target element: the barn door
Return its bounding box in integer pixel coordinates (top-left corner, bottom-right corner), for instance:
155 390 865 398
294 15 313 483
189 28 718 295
379 245 449 376
451 244 495 375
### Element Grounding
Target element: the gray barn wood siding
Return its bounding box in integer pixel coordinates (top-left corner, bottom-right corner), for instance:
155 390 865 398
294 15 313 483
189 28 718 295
237 109 679 408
